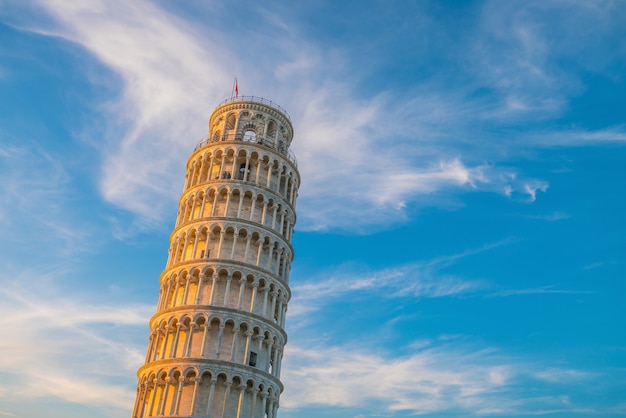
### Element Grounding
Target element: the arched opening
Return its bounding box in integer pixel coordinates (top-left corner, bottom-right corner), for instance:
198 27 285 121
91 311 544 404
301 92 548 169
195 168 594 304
266 120 277 138
225 114 237 139
243 129 256 142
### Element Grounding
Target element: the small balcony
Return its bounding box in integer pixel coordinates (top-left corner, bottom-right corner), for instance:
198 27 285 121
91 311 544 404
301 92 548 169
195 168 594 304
216 96 291 122
195 132 298 167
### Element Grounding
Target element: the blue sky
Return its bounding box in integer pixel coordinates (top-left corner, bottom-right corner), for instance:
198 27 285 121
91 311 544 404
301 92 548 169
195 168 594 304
0 1 625 417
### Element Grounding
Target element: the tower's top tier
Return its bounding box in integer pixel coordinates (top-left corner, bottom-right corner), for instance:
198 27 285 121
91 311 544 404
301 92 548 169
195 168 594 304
200 95 293 152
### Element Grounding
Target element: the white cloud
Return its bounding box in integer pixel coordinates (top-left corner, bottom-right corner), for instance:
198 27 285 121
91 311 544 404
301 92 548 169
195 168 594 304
7 0 569 234
289 240 516 319
523 181 549 202
289 264 481 319
470 1 626 122
27 0 233 226
533 368 593 383
0 136 95 257
4 0 622 236
0 268 152 411
280 340 590 416
491 286 592 297
528 126 626 147
527 211 570 221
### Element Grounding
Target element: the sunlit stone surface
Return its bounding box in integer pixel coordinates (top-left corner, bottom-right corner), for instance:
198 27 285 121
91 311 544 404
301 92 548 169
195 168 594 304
132 97 299 418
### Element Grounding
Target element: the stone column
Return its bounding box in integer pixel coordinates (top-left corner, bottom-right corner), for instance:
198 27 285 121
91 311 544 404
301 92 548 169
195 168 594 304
261 202 268 225
266 162 272 188
249 196 257 222
266 247 273 270
206 378 217 417
195 276 204 304
182 276 191 305
237 277 247 309
244 235 252 263
261 287 269 317
207 154 215 180
131 384 141 418
231 155 238 180
170 323 182 357
236 385 246 418
242 331 253 365
217 155 225 180
249 283 258 313
230 231 239 259
254 160 262 185
217 230 225 258
248 388 259 418
137 383 148 418
147 379 158 417
144 334 154 364
278 211 285 233
191 233 200 259
222 381 233 417
159 327 169 360
244 156 251 181
269 292 277 322
190 377 201 416
209 274 218 305
223 273 232 306
272 400 279 418
276 348 283 377
188 164 196 188
259 393 267 418
211 192 219 216
265 342 272 373
280 304 288 327
199 191 208 218
256 240 263 266
200 323 209 357
230 327 241 362
184 323 197 357
271 206 278 229
216 324 225 358
225 190 232 217
237 190 245 216
157 377 169 415
171 378 184 415
272 345 280 376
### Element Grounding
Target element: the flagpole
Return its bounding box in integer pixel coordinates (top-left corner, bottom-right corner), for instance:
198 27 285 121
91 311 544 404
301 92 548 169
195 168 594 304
231 78 238 99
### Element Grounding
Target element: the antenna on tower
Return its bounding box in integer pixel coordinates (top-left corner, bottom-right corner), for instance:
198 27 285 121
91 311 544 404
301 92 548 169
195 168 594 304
231 78 239 98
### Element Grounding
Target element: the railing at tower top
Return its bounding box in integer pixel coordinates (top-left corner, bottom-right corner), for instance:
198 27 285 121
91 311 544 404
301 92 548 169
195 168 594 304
195 132 298 167
216 96 291 122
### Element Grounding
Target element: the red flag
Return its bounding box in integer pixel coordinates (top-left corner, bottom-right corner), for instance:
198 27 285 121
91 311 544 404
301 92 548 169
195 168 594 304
235 79 239 98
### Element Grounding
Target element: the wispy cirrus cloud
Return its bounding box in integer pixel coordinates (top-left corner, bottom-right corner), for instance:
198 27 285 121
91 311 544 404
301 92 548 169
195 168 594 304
288 240 513 318
7 0 605 233
527 126 626 147
22 0 233 228
0 134 95 257
289 237 593 321
288 263 479 319
0 266 152 412
526 211 570 221
281 338 604 416
471 1 626 120
490 285 593 298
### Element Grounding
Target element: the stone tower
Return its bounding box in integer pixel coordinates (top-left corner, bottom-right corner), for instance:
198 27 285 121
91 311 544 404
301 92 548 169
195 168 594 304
132 96 299 418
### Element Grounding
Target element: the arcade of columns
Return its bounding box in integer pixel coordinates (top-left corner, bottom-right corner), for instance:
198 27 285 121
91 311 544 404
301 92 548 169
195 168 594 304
132 97 300 418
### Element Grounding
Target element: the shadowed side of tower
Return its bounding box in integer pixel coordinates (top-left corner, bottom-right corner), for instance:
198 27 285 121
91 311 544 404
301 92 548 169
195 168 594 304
132 97 299 418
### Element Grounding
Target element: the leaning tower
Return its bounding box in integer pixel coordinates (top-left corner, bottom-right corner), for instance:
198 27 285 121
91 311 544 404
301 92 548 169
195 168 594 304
132 96 299 418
